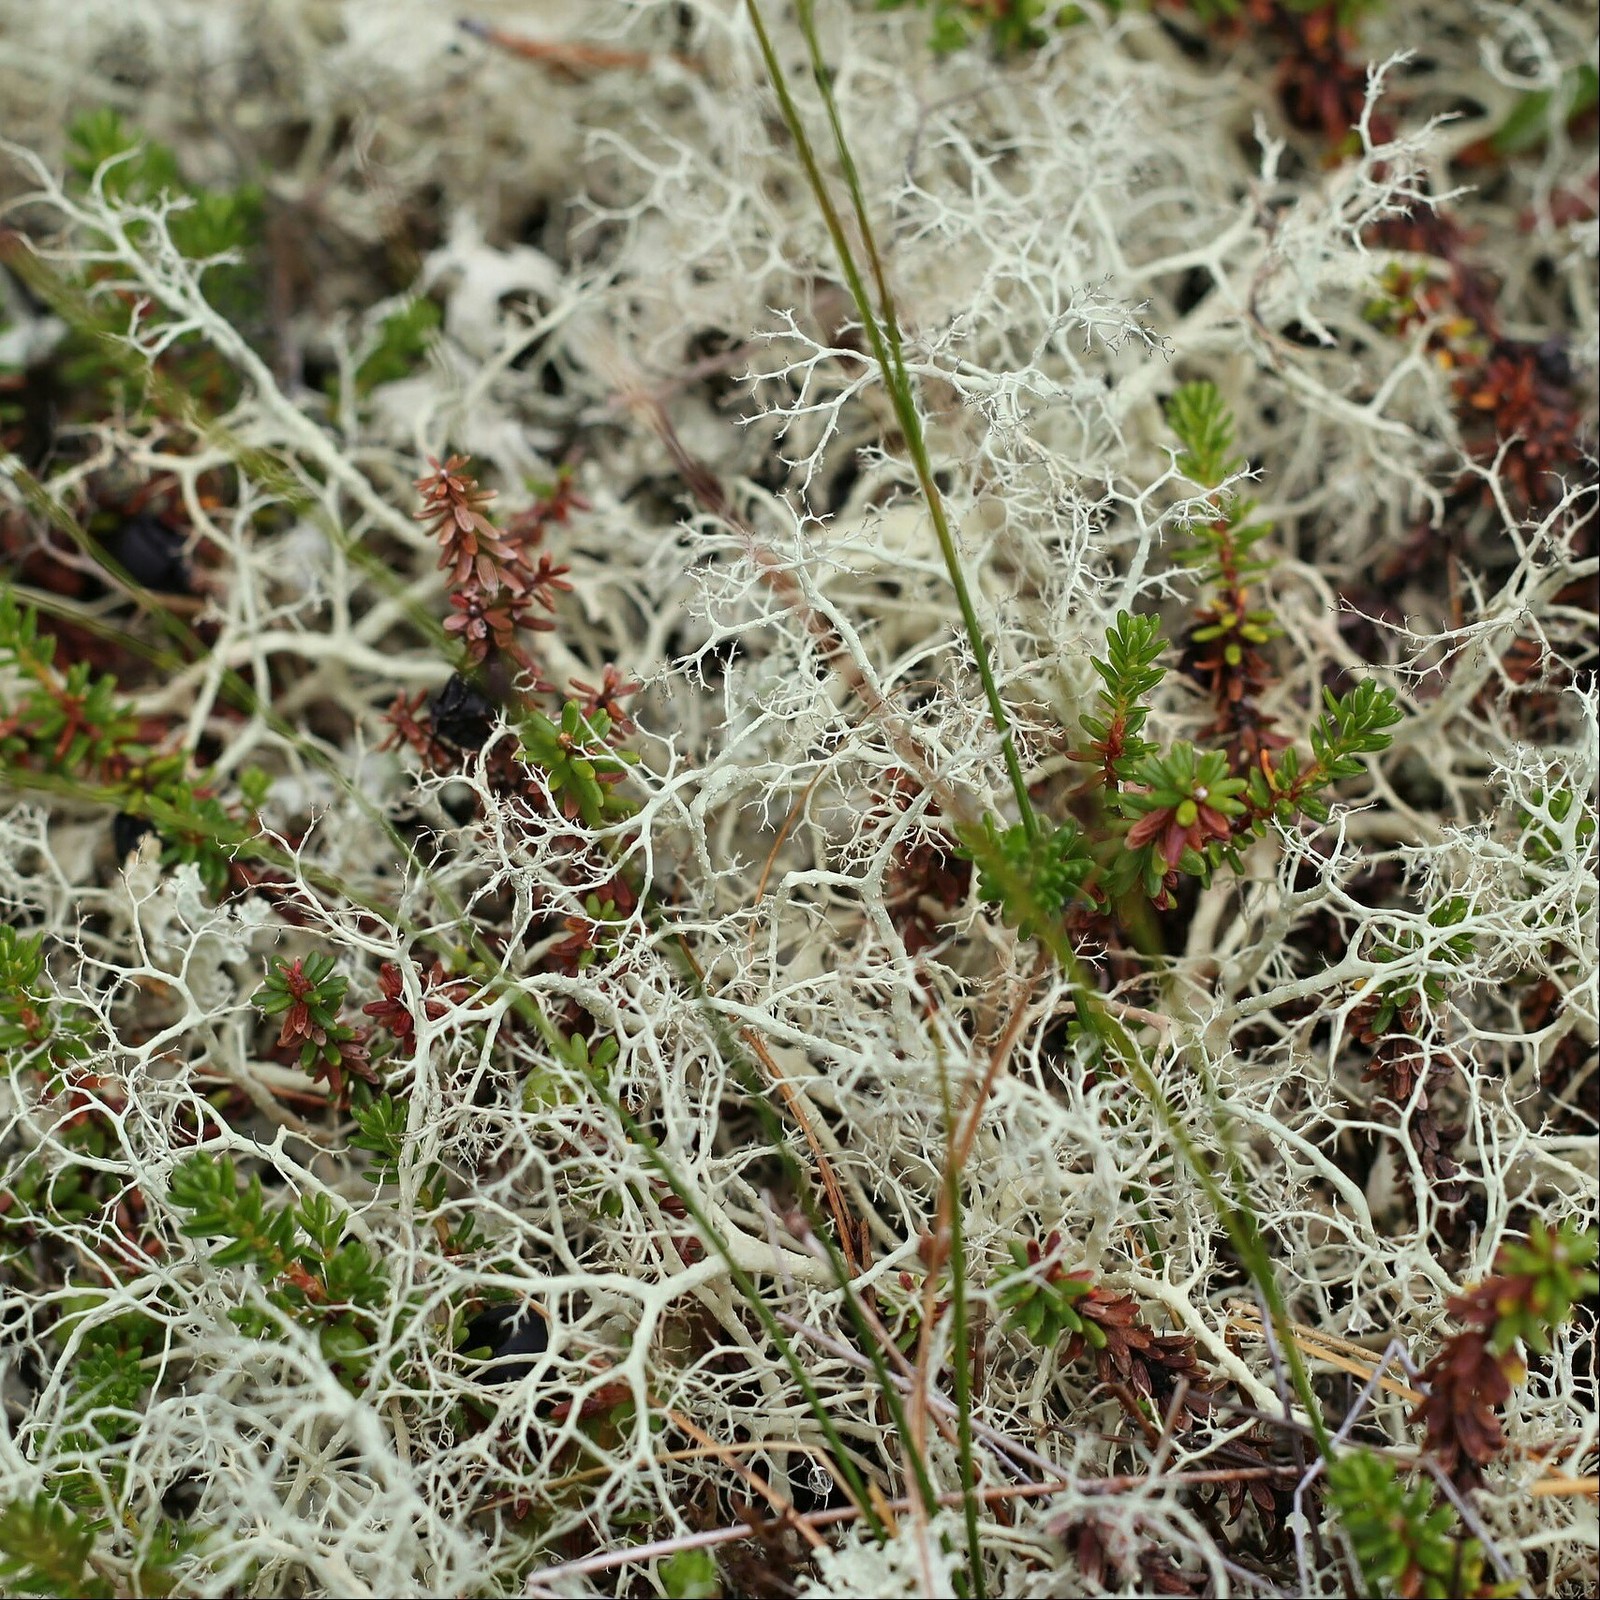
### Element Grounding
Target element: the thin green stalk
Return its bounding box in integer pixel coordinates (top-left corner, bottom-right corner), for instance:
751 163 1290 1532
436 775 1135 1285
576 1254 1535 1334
562 1059 888 1535
793 0 911 388
745 0 1036 840
803 1212 946 1537
939 1071 986 1596
0 206 931 1559
744 0 1331 1463
667 940 946 1535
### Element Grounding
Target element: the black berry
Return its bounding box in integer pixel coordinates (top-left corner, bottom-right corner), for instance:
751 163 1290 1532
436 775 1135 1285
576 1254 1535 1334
457 1301 549 1383
429 673 497 750
103 514 192 594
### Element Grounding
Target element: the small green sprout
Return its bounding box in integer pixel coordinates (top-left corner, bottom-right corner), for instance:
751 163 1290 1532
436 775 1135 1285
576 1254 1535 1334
517 700 639 829
1165 380 1244 489
961 816 1095 941
1073 609 1167 786
1109 743 1247 904
995 1237 1101 1350
1326 1449 1499 1600
1483 1219 1598 1361
0 1495 109 1600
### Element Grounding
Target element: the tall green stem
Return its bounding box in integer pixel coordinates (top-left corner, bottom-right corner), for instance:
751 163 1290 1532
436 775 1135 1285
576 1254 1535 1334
742 0 1331 1462
745 0 1037 839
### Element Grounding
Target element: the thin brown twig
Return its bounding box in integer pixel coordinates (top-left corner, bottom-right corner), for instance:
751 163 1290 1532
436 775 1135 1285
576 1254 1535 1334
522 1462 1305 1591
460 19 704 77
672 933 862 1282
1086 1465 1298 1494
663 1407 828 1551
1228 1304 1422 1403
1528 1476 1598 1498
951 959 1045 1179
750 765 831 915
904 962 1039 1468
488 1436 841 1502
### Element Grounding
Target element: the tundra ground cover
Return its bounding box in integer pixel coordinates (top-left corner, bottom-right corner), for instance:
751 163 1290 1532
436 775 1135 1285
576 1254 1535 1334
0 2 1594 1595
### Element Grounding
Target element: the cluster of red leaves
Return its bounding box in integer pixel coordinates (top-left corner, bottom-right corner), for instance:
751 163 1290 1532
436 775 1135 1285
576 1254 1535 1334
1066 1279 1214 1428
1413 1306 1515 1489
1352 998 1465 1197
1203 1433 1295 1537
388 462 640 784
570 664 642 735
1456 339 1590 516
1165 0 1385 149
1412 1225 1597 1491
1367 213 1592 522
383 459 651 1043
416 456 527 596
268 957 380 1104
1174 0 1594 572
443 587 554 672
1006 1246 1296 1588
1362 140 1596 755
1123 783 1239 878
361 959 471 1056
1261 3 1383 148
1411 1244 1582 1493
378 687 456 770
1015 1234 1214 1428
415 455 573 674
